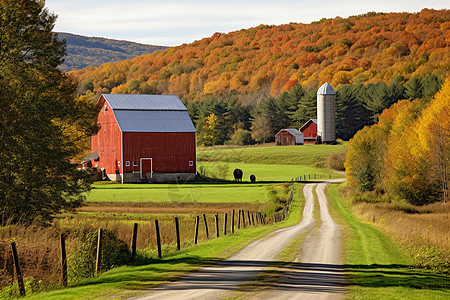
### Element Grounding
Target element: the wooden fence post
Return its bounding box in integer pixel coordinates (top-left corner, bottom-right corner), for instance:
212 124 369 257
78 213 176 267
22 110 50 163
131 223 138 263
215 214 219 237
175 217 181 251
231 209 235 233
223 213 227 235
203 213 209 239
251 213 255 226
155 220 162 258
194 215 199 244
10 241 25 296
60 234 68 287
242 210 246 228
247 211 251 226
237 210 241 229
95 228 103 276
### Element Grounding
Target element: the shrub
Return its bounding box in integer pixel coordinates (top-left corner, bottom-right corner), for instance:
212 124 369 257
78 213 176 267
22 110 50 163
326 152 347 171
230 129 253 145
68 229 130 282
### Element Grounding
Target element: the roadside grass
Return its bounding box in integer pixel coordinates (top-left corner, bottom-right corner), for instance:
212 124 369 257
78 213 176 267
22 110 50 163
326 183 450 299
198 143 348 166
22 184 304 300
198 162 341 182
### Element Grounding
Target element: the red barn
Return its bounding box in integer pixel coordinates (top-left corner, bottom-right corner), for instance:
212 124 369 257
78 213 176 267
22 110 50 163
88 94 196 183
299 119 317 144
275 129 304 146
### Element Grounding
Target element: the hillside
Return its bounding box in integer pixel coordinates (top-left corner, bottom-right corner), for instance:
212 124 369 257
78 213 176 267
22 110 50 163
70 9 449 102
58 33 167 72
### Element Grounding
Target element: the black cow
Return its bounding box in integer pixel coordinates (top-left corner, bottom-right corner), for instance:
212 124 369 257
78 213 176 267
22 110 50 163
233 168 243 182
250 174 256 183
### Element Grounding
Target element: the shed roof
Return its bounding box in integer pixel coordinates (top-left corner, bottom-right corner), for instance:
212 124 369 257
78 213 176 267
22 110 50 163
317 82 335 95
300 119 317 131
101 94 187 111
276 128 304 144
99 94 195 133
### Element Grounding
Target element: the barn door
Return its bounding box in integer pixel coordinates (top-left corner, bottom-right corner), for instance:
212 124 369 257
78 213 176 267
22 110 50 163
140 158 152 179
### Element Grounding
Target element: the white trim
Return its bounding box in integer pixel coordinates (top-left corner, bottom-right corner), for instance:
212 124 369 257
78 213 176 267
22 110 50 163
140 158 153 179
121 130 124 183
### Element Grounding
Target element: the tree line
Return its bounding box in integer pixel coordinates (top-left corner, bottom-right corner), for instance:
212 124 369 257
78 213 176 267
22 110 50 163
189 73 443 146
345 76 449 205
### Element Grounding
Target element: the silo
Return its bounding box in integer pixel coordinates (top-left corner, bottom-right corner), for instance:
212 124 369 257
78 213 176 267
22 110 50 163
316 82 336 144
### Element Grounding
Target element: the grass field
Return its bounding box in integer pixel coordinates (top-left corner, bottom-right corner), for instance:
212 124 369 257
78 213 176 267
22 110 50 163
198 162 341 182
22 184 305 300
86 183 268 203
326 183 450 299
198 143 347 166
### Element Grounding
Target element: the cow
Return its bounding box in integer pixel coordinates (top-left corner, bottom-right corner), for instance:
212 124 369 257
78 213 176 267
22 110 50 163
233 168 243 182
250 174 256 183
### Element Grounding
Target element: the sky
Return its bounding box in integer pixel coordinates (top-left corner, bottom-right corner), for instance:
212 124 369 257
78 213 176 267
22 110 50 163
45 0 448 47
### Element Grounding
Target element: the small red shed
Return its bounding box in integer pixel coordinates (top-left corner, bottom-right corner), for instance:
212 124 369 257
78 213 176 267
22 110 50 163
300 119 317 144
89 94 196 183
275 129 304 146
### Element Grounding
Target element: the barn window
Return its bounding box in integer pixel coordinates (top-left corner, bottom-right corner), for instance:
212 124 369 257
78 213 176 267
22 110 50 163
133 161 138 166
189 161 194 166
125 161 130 167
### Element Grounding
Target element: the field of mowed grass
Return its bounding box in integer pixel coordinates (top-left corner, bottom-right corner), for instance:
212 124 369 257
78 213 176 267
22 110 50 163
86 183 268 203
197 143 347 166
198 162 342 182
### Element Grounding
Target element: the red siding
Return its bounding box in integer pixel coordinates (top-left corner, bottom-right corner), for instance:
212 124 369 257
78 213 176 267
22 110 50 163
275 131 296 146
123 132 196 174
91 96 123 174
300 120 317 144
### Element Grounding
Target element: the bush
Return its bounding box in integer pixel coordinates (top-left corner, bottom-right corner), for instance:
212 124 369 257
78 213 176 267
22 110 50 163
326 152 347 171
230 129 253 145
68 229 130 282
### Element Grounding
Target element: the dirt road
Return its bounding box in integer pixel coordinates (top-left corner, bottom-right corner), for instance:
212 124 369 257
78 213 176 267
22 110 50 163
130 181 344 300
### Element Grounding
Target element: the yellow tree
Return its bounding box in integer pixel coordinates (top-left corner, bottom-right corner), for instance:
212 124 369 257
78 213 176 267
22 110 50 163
416 77 450 202
197 113 221 146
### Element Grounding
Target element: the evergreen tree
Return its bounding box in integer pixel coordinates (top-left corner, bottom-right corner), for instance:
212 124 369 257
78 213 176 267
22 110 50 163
336 85 364 140
0 0 98 224
421 74 443 100
404 75 423 99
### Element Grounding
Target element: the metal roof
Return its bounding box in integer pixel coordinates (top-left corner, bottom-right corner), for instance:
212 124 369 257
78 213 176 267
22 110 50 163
277 128 304 144
113 110 196 133
299 119 317 131
317 82 336 95
101 94 187 111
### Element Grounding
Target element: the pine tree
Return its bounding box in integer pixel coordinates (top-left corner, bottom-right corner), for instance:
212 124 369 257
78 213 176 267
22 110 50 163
0 0 98 224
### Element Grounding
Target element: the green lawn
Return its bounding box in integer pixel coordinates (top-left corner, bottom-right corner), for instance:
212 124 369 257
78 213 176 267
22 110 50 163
198 143 347 165
326 183 450 299
86 183 268 203
198 162 341 182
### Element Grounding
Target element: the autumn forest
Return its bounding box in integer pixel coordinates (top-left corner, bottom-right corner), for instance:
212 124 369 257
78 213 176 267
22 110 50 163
70 9 449 145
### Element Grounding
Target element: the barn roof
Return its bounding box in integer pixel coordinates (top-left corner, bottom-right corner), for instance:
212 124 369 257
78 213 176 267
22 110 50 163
100 94 196 133
317 82 335 95
114 110 196 133
101 94 188 111
276 128 304 144
299 119 317 131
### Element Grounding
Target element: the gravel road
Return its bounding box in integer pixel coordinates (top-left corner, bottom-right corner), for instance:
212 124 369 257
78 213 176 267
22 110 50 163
129 181 344 300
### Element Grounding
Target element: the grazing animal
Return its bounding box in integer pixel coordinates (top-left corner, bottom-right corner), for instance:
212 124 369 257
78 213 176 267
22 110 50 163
250 174 256 183
233 168 243 182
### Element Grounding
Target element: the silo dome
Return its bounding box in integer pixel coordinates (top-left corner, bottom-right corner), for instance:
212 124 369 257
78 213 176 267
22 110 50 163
317 82 336 95
317 82 336 144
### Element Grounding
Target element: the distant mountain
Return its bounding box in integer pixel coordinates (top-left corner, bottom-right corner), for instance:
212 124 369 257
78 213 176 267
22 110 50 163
57 33 168 72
